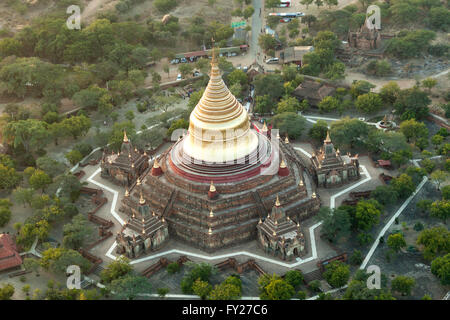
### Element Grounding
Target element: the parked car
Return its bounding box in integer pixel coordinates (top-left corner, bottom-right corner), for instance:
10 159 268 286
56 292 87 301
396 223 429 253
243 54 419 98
280 18 292 23
180 58 188 63
193 70 200 77
231 52 237 56
176 74 182 81
170 59 180 64
265 57 279 64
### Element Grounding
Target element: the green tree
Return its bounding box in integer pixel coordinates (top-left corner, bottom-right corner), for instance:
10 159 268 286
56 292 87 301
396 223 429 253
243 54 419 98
421 77 437 93
209 276 242 300
391 276 415 296
29 170 52 192
72 86 108 109
258 274 295 300
301 14 317 27
318 96 340 113
0 205 12 227
253 74 284 102
431 134 444 149
325 61 346 80
40 248 91 274
379 81 401 105
59 115 91 140
243 6 255 19
330 117 369 149
431 253 450 285
323 261 350 288
354 199 382 231
391 174 415 199
416 226 450 261
0 284 14 300
316 207 351 242
276 96 301 114
284 270 304 289
181 263 215 294
270 112 307 139
109 275 152 300
65 150 83 166
428 7 450 31
0 164 21 190
394 87 430 120
254 94 273 114
308 120 328 143
430 200 450 223
4 119 49 154
370 185 398 207
187 89 204 113
12 187 34 207
442 185 450 200
350 80 375 99
399 119 429 144
178 63 194 78
101 256 133 284
227 69 248 87
63 214 94 250
192 279 212 300
387 233 407 253
355 93 383 113
258 34 278 52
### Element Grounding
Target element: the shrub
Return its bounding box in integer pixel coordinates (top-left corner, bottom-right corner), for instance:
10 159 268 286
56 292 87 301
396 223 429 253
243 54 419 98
284 270 304 288
166 262 181 274
391 276 415 296
74 143 93 157
349 250 363 265
308 280 321 292
297 290 307 300
154 0 178 13
323 261 350 288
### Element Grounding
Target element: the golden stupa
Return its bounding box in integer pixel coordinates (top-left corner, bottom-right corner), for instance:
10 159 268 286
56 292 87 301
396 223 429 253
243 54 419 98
182 48 258 163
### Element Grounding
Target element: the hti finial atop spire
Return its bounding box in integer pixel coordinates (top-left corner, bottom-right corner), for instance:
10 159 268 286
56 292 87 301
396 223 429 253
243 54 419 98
123 130 129 143
139 191 145 205
211 38 218 66
275 195 280 207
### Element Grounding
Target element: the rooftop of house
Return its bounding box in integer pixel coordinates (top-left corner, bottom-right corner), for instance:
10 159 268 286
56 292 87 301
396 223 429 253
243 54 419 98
293 80 336 103
0 233 22 272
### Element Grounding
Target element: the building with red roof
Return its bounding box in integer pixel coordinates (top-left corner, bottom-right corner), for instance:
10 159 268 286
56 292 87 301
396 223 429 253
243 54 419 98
0 233 22 272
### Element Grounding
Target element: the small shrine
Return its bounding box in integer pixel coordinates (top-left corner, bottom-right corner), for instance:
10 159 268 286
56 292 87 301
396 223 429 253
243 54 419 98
101 131 149 186
311 132 360 188
257 196 306 261
116 191 169 258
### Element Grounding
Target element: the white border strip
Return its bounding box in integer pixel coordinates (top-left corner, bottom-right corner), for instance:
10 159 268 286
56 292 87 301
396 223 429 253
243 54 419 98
360 176 428 269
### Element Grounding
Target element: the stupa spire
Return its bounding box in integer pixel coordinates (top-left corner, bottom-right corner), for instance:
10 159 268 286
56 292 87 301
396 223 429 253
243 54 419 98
275 195 280 207
123 130 129 143
324 131 331 143
182 37 258 163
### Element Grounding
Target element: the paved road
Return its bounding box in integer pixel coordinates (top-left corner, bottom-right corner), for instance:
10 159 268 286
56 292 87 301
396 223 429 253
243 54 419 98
250 0 264 64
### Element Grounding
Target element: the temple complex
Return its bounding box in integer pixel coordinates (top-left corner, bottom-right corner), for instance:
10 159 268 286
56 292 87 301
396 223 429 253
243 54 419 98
310 132 360 188
100 132 149 187
347 18 381 50
115 49 320 256
257 196 306 261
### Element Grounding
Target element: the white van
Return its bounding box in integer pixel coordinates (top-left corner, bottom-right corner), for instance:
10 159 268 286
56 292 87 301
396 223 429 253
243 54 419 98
265 57 279 64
